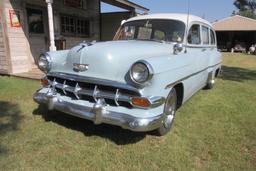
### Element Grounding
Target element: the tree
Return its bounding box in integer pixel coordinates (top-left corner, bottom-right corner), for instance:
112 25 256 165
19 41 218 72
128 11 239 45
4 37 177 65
234 0 256 19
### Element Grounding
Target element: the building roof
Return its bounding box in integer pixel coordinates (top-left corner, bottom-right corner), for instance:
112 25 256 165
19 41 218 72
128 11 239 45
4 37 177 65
101 0 149 13
213 15 256 31
126 13 212 26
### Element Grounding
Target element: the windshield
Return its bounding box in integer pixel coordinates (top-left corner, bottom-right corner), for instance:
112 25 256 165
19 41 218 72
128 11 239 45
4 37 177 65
114 19 185 43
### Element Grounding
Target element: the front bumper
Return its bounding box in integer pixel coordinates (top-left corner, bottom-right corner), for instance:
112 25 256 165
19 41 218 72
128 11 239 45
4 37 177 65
33 90 164 132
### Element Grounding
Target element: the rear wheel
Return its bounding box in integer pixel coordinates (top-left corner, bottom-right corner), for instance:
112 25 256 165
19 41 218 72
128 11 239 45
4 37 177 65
155 88 177 136
205 72 215 89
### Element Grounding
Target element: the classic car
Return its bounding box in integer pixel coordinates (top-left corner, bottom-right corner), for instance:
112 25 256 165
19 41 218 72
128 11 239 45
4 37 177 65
33 13 222 136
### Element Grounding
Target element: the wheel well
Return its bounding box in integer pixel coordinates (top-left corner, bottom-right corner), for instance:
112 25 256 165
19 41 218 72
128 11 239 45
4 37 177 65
215 68 220 77
174 83 184 109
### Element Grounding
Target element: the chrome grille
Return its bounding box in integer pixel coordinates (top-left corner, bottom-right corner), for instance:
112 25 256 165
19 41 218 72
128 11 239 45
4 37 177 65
47 73 141 108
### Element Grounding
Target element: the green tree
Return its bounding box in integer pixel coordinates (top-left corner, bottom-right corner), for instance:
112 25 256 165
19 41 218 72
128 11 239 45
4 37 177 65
234 0 256 19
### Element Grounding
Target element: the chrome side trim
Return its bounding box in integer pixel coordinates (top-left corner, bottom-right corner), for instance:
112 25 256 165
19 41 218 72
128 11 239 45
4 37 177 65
48 72 140 95
33 92 164 132
165 62 221 89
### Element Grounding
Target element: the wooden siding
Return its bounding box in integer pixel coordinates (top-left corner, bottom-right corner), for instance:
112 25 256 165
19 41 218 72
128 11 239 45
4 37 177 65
0 6 8 74
3 0 32 74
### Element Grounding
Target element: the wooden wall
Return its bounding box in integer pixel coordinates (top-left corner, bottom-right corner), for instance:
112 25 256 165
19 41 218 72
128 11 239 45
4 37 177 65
0 2 9 74
52 0 100 48
2 0 32 74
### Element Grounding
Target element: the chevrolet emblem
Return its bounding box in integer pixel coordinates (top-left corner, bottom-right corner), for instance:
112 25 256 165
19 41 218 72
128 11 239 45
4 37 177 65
73 63 89 72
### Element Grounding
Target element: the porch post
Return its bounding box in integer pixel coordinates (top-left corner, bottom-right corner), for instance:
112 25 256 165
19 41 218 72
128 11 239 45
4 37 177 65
46 0 56 51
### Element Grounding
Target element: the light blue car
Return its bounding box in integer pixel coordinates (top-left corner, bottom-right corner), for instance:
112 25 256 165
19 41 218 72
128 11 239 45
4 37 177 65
34 13 222 136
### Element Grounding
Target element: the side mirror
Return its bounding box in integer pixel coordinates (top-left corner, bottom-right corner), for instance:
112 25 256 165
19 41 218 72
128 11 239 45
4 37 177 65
173 43 183 55
121 20 126 25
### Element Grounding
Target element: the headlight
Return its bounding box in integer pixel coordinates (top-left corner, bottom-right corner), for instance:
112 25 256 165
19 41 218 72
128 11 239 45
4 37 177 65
38 53 52 72
130 61 153 84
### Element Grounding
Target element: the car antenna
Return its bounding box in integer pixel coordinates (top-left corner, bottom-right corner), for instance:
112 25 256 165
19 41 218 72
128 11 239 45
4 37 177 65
185 0 190 53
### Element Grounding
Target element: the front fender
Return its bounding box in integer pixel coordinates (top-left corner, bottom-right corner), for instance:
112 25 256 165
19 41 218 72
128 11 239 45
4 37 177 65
140 54 193 98
46 50 69 72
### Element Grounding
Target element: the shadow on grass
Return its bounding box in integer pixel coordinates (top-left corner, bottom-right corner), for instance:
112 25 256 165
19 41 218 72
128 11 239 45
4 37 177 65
221 66 256 82
0 101 23 155
33 105 146 145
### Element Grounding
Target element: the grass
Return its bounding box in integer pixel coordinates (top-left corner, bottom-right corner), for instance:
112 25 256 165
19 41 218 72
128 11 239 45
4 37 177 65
0 53 256 170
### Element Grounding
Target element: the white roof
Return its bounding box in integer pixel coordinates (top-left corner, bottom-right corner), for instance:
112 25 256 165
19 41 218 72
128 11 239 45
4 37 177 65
126 13 212 27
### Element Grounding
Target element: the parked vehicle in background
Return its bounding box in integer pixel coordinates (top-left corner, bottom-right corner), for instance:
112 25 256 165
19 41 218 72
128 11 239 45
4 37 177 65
33 13 222 136
231 42 247 53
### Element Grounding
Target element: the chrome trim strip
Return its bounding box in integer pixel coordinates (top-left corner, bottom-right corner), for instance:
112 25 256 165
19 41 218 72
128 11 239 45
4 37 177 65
33 92 164 132
48 72 140 95
114 89 120 106
93 85 99 102
165 62 222 89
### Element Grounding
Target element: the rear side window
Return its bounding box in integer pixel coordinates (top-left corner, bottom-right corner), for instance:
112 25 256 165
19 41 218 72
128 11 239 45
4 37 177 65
188 24 201 45
202 26 209 45
210 29 216 45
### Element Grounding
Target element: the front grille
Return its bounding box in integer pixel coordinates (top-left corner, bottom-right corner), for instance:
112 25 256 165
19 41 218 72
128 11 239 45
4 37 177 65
47 74 140 108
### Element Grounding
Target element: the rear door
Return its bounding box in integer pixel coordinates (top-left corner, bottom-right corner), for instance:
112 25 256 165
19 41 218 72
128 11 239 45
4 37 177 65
185 24 208 97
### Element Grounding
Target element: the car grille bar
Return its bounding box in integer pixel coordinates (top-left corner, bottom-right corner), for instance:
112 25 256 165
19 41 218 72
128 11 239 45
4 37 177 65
47 73 141 108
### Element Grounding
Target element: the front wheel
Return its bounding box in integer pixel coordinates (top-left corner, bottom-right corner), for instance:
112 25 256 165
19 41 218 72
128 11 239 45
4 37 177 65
155 88 177 136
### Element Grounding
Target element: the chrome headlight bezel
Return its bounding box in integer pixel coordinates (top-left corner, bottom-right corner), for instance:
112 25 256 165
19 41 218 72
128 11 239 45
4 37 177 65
38 53 52 73
130 60 154 85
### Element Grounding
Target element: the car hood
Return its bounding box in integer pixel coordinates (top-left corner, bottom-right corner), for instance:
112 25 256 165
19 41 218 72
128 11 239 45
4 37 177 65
51 40 173 83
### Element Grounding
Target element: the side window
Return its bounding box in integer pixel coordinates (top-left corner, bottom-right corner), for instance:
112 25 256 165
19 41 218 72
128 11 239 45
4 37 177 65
210 29 216 45
188 24 201 45
202 26 209 45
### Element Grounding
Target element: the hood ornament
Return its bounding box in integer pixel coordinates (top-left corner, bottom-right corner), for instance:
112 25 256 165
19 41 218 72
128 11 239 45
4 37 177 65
73 63 89 72
77 40 96 52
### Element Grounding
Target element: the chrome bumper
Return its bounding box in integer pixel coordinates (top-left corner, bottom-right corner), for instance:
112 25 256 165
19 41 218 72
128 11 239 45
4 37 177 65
33 91 164 132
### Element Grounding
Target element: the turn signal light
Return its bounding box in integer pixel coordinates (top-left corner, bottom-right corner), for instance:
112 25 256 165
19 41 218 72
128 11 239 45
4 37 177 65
40 78 49 87
131 97 150 108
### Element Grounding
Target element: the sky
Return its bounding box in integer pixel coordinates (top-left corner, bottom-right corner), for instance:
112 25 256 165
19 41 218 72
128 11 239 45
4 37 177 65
101 0 236 22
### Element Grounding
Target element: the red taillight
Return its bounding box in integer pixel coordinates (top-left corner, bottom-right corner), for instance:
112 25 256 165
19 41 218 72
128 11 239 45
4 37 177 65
40 78 49 86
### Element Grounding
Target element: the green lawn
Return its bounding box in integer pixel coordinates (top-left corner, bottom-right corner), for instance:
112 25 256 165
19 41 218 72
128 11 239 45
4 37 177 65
0 53 256 170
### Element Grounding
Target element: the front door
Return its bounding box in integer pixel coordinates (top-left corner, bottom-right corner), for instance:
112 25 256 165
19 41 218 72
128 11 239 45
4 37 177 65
26 6 48 63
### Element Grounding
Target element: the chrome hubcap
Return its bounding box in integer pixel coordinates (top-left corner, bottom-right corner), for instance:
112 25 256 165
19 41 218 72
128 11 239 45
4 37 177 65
163 89 177 129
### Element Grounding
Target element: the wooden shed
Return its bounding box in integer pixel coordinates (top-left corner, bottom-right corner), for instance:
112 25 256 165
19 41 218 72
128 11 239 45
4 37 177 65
213 15 256 52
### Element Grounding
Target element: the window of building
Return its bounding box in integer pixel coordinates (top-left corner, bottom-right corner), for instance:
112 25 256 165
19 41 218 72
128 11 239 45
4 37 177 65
61 15 90 36
76 19 90 36
202 26 209 45
63 0 87 9
188 24 201 45
27 8 44 34
210 29 216 45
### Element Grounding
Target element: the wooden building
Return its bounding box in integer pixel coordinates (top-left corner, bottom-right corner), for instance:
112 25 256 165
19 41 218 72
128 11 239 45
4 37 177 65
213 15 256 52
0 0 148 75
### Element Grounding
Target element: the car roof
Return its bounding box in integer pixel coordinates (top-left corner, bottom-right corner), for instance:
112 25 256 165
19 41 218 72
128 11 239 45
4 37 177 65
126 13 212 27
